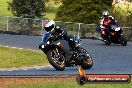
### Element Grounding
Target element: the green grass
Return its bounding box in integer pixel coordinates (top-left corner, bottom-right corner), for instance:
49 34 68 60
0 0 13 16
8 82 132 88
0 46 48 68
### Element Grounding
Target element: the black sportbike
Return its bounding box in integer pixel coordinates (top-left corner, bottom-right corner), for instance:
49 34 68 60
100 23 127 46
38 31 93 71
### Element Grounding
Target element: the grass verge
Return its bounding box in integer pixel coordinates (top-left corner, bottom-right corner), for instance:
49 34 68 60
0 46 48 68
0 0 13 16
8 81 132 88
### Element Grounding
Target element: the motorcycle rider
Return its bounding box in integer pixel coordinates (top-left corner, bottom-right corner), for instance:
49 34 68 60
97 10 117 40
101 10 116 28
43 19 77 50
99 11 117 31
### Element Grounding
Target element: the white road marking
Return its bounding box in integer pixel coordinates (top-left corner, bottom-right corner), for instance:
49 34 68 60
0 45 41 52
0 65 52 71
8 70 13 71
35 68 41 69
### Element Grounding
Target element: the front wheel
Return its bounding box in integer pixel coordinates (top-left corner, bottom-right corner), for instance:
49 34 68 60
81 54 93 70
101 35 111 45
47 47 66 71
78 48 93 70
105 40 111 45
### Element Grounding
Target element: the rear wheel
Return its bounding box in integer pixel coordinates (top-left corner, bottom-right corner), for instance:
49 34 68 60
47 47 66 71
120 35 127 46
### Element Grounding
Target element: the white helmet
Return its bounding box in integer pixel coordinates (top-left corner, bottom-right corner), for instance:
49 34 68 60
48 20 55 28
44 20 55 31
102 10 109 17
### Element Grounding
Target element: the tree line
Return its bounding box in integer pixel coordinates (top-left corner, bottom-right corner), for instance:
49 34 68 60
8 0 112 24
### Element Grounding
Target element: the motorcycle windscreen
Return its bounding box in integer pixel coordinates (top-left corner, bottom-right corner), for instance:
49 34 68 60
111 25 119 31
110 21 120 30
41 32 51 45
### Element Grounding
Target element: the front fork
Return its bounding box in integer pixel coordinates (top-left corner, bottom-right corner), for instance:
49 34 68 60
75 47 88 62
52 48 60 58
101 30 111 42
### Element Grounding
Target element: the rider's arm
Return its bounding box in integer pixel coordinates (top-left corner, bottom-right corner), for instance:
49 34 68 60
99 16 104 25
50 28 55 34
60 30 70 41
51 27 65 37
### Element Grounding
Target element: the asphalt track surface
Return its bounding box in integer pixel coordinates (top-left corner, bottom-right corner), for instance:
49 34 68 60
0 34 132 76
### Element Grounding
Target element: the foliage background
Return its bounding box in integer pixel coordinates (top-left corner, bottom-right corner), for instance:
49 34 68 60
55 0 113 24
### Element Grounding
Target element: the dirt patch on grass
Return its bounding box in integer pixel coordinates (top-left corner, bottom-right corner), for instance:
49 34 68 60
0 76 75 88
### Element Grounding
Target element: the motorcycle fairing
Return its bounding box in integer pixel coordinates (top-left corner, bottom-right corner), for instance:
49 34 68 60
51 40 71 62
